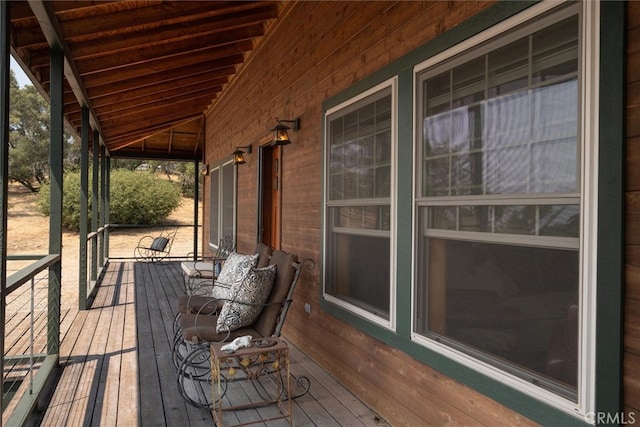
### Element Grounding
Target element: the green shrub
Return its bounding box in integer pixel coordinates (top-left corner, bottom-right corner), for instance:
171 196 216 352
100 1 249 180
37 169 181 231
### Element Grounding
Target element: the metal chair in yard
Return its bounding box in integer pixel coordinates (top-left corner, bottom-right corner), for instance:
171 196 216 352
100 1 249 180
133 227 178 262
180 234 235 294
172 243 272 336
172 247 314 409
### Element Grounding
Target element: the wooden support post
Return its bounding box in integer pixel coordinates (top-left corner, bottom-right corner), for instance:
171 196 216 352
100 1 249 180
99 145 106 267
91 130 99 281
48 46 63 356
104 156 110 260
79 107 89 310
0 2 10 423
193 159 199 260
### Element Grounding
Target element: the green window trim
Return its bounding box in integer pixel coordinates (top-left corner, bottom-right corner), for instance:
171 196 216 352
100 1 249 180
320 1 624 425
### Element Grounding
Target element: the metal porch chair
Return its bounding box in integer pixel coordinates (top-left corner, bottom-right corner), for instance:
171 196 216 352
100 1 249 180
133 227 178 263
180 234 235 294
173 249 314 409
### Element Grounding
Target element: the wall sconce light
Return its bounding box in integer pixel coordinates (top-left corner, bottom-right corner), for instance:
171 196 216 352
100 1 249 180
202 164 209 176
271 118 300 146
232 145 252 165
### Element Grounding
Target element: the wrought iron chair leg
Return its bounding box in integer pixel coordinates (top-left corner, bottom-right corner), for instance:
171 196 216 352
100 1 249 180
287 373 311 399
177 344 223 409
251 368 311 401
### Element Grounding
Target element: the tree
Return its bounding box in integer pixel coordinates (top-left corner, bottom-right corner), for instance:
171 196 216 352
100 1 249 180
8 69 77 191
176 161 198 198
37 168 181 231
8 70 50 192
111 158 146 171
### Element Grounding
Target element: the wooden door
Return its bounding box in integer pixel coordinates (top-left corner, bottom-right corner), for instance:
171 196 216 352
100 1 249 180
260 144 281 249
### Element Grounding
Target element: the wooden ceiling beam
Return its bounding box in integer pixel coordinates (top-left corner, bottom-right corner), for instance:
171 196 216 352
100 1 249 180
67 6 276 60
55 2 209 36
78 36 255 75
26 0 105 147
28 24 258 71
106 115 205 148
94 91 220 124
36 49 243 90
87 64 235 100
65 86 219 126
64 76 228 114
108 148 201 161
82 54 244 90
55 2 269 39
12 1 284 160
99 98 213 135
93 86 224 120
8 2 41 24
85 62 236 96
68 104 210 141
50 1 129 20
91 77 227 110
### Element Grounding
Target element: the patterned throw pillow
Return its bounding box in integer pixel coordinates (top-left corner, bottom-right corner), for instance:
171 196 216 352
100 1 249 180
211 252 259 301
216 264 277 333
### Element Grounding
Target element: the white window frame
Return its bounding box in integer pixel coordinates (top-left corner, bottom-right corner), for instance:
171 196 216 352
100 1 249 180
410 1 598 419
208 158 237 250
322 78 398 330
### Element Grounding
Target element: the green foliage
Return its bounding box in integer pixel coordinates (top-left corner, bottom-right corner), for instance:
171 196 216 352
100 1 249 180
37 169 181 231
176 162 198 198
109 169 181 225
9 69 77 191
109 160 199 198
111 158 146 171
9 72 50 192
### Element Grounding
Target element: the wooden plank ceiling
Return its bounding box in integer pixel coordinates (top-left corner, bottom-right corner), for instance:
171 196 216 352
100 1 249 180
8 1 281 160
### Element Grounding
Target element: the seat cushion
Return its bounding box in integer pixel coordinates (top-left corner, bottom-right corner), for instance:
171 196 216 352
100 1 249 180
181 261 215 279
180 312 261 343
253 251 297 337
216 264 277 333
212 252 259 300
253 243 273 268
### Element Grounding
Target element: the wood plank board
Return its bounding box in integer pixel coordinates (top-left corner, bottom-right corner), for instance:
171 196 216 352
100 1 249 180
35 261 388 427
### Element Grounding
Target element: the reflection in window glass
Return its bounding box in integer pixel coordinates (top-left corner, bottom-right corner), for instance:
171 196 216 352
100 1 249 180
416 234 579 386
415 10 581 400
209 160 236 247
325 84 394 322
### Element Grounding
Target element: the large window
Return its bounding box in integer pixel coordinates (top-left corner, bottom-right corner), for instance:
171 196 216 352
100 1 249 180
209 159 236 248
323 80 396 327
413 2 592 410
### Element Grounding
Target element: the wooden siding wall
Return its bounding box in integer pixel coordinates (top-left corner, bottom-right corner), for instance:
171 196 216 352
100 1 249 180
626 1 640 420
203 1 542 425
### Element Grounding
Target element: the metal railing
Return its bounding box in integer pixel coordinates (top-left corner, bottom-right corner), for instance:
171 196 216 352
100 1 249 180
79 225 108 310
2 254 60 426
79 223 199 309
2 222 198 422
107 223 200 260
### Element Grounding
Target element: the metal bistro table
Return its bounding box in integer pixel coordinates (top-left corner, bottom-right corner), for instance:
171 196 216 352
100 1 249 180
210 338 292 426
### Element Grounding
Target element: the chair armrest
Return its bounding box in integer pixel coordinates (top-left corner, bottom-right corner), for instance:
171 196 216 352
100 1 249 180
194 298 223 316
187 280 213 296
210 297 289 311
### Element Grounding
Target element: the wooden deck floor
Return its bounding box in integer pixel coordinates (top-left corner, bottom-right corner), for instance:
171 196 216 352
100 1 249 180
34 261 388 426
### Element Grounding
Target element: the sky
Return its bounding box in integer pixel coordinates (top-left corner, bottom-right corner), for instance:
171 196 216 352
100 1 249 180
10 56 32 87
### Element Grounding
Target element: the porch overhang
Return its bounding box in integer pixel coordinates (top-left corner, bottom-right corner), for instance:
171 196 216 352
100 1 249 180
9 1 284 161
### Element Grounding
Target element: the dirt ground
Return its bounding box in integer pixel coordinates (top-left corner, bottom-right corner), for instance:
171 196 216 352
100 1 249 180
6 182 200 310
